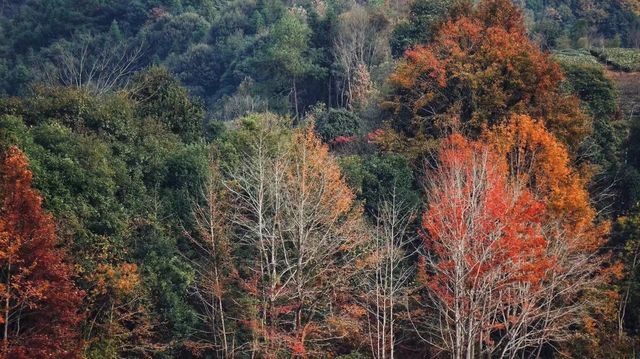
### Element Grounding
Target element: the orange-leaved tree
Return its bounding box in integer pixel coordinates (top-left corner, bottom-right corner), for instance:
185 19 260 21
421 134 551 358
225 118 365 357
382 0 590 159
484 115 613 355
420 119 608 357
185 156 237 357
0 146 84 358
484 114 601 250
85 261 161 357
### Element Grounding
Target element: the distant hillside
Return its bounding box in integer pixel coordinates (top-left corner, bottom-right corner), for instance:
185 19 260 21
553 47 640 125
0 0 637 116
520 0 640 49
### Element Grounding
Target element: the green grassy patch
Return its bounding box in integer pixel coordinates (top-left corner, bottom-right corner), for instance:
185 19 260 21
591 48 640 72
552 49 603 68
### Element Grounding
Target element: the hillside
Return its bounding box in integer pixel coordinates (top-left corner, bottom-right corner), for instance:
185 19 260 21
608 70 640 122
0 0 640 358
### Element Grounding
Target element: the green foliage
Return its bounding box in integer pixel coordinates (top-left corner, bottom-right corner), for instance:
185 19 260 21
561 62 618 117
163 143 210 225
522 0 640 48
592 48 640 72
215 113 292 169
235 10 326 116
0 0 341 117
140 12 210 60
131 67 205 143
553 49 603 68
315 107 360 141
0 115 130 268
167 43 219 97
0 81 208 355
560 57 623 213
134 221 198 342
348 153 421 214
266 12 316 78
339 155 365 196
390 0 468 57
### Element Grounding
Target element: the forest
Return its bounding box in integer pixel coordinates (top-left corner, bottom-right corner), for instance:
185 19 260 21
0 0 639 358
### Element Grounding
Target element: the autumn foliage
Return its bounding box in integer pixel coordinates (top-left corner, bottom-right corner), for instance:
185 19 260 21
423 135 549 291
0 0 632 355
225 122 364 357
384 0 590 157
420 125 609 357
484 115 602 250
421 134 551 357
0 146 84 358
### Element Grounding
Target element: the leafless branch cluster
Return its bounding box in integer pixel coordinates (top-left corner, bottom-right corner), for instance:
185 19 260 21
220 121 365 355
41 34 145 96
332 4 390 108
185 158 237 358
357 190 417 359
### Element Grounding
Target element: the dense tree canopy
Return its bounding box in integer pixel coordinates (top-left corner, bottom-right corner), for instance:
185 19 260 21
384 0 591 159
0 0 638 357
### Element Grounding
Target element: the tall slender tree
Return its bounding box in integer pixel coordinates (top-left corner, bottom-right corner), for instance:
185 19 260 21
224 117 365 356
359 191 416 359
186 156 237 357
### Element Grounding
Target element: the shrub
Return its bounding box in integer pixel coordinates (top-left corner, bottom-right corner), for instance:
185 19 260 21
315 108 360 141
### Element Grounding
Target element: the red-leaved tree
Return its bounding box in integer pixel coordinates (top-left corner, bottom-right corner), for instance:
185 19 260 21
0 146 84 358
420 134 551 358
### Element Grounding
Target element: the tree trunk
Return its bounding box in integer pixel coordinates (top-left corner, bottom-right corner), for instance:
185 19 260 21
3 262 10 350
293 77 299 123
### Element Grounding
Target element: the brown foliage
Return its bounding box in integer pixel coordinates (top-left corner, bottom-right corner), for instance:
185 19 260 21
384 0 591 159
0 146 84 358
226 122 365 357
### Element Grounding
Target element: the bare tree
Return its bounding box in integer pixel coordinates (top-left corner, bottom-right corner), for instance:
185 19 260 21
218 79 269 121
41 33 144 96
420 135 606 359
332 4 390 108
185 157 236 358
357 189 416 359
224 119 365 356
477 216 607 359
223 116 290 356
